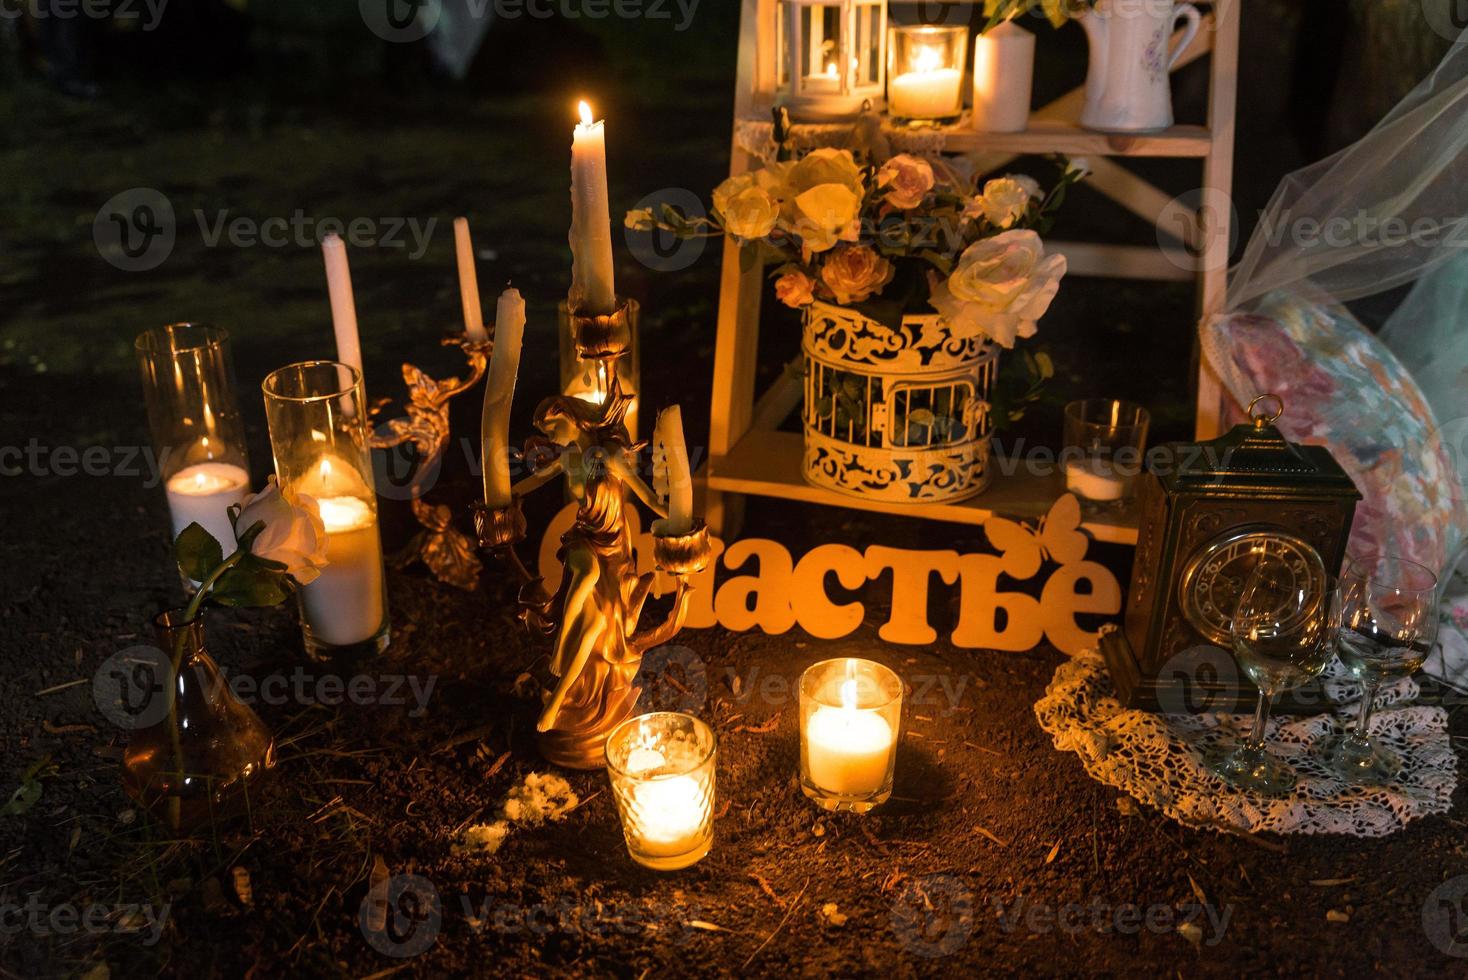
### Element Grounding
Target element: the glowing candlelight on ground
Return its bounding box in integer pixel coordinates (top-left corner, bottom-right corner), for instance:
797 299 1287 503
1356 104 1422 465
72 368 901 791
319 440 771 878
570 100 617 317
800 658 901 812
164 461 249 555
481 287 526 508
606 713 716 871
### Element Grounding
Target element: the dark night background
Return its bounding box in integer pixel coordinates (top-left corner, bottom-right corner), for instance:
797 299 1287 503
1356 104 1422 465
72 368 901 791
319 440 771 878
1 2 1464 977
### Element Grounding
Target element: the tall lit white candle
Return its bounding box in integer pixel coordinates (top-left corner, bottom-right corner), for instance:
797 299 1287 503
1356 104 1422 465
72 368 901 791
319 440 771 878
655 406 693 536
164 461 250 555
454 217 488 344
299 494 386 647
972 21 1035 133
569 100 617 317
804 677 896 795
322 234 362 375
481 288 526 508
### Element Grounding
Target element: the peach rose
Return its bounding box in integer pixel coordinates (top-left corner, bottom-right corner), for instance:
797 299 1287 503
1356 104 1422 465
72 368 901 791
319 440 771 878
877 154 936 210
820 246 895 306
774 268 818 308
929 230 1067 347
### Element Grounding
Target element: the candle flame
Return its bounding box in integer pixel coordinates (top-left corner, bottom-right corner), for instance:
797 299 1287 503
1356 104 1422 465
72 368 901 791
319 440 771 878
193 472 208 490
578 100 594 127
825 61 839 78
913 45 943 74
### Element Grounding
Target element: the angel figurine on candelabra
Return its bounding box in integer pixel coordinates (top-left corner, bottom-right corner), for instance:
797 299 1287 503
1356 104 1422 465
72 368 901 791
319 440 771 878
475 290 710 769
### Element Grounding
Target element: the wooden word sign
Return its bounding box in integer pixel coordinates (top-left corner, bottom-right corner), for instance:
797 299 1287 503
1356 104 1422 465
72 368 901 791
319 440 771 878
537 495 1121 655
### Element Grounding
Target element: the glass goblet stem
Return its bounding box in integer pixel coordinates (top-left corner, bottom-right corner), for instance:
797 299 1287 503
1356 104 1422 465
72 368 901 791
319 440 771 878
1246 689 1274 752
1345 676 1383 750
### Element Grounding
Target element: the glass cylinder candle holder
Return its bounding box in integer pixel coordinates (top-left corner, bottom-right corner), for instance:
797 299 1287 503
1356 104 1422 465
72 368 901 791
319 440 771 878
262 361 390 661
135 324 252 577
558 298 641 439
799 658 901 813
605 712 716 871
1061 399 1152 506
888 24 969 124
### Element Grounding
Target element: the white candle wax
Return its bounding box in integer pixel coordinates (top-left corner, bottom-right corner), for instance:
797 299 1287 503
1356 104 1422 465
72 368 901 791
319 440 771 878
655 406 693 535
322 234 362 376
890 66 963 120
627 775 709 860
454 217 488 344
1064 458 1131 501
164 462 250 556
298 495 385 647
972 21 1034 133
804 680 896 795
481 288 526 508
569 101 617 316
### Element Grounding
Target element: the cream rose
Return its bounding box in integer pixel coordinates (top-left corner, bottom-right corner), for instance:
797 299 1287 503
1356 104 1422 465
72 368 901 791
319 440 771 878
774 268 818 308
877 154 936 210
968 175 1041 230
785 148 866 201
790 183 863 254
235 476 329 585
820 246 895 306
713 173 780 240
929 230 1067 347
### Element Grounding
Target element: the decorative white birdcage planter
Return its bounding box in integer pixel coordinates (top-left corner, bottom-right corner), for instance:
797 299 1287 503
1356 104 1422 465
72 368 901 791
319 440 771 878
802 301 998 503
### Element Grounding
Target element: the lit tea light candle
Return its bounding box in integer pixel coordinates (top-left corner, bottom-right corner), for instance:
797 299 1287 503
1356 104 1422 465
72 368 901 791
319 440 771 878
164 461 250 555
799 658 902 813
606 712 716 871
298 492 386 649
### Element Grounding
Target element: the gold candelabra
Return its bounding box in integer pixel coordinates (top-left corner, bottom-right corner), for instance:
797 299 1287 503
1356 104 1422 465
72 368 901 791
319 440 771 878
369 333 490 591
475 299 711 769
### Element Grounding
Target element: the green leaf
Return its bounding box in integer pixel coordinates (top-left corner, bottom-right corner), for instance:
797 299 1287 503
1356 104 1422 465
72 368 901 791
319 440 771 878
2 756 53 818
210 558 290 609
175 523 224 583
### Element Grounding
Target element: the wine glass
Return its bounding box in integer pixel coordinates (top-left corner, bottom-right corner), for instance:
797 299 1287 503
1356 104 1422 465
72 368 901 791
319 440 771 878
1324 555 1439 783
1213 547 1338 794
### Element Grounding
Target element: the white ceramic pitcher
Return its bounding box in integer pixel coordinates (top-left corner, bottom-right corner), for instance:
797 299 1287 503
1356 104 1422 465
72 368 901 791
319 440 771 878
1078 0 1202 133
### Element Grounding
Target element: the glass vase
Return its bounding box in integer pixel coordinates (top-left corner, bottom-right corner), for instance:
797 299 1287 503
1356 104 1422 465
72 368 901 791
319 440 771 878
799 657 902 813
135 323 252 582
121 610 276 832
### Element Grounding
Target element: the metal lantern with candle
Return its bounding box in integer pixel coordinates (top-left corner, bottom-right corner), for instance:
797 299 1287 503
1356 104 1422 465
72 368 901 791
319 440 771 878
136 323 252 579
799 658 902 813
605 712 717 871
777 0 887 121
263 361 391 661
888 24 970 124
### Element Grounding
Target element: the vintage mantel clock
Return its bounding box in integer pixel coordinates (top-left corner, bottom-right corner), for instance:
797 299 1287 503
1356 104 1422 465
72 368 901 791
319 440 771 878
1101 395 1362 712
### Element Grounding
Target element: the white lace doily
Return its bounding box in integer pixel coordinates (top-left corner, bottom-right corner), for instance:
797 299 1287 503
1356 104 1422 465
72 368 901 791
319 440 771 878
1034 652 1458 837
734 117 955 165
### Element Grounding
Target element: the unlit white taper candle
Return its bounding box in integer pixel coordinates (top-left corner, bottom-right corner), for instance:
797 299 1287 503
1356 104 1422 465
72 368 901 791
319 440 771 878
454 217 488 344
322 234 362 374
481 288 526 508
656 405 694 535
569 100 617 317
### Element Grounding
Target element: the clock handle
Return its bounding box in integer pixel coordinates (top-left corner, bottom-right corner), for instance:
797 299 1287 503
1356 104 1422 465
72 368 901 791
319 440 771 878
1246 393 1284 428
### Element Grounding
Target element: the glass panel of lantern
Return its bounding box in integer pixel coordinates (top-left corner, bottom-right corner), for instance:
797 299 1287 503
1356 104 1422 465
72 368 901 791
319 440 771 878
777 0 887 120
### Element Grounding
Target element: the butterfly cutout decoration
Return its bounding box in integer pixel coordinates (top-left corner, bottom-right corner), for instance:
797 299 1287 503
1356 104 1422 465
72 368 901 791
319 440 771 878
983 493 1091 579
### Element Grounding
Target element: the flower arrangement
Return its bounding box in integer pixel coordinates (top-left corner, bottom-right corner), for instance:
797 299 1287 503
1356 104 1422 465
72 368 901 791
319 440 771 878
627 147 1083 350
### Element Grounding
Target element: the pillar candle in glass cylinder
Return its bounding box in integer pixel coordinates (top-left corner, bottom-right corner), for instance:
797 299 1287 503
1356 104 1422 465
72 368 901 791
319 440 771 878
135 323 252 581
799 658 902 813
262 361 390 660
606 712 716 871
888 25 969 123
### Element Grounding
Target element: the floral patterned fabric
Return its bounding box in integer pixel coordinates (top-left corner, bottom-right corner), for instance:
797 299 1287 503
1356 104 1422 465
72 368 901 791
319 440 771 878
1202 292 1468 573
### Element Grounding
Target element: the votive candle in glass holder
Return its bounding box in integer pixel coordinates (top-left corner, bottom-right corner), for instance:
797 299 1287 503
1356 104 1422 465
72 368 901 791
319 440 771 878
135 324 252 574
559 298 641 439
799 658 901 813
605 712 716 871
262 361 390 661
1061 399 1151 505
888 24 969 124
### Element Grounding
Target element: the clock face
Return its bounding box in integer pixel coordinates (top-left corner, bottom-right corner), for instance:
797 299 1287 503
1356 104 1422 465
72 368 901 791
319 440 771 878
1180 527 1323 646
